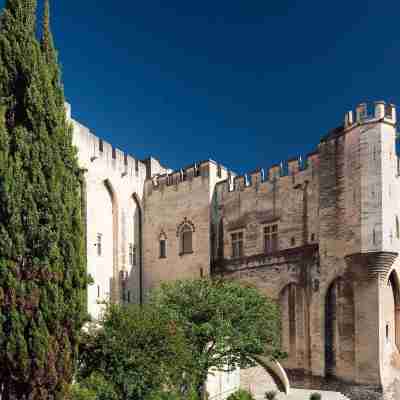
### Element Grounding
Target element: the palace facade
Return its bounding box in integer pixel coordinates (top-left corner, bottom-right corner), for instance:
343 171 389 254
70 101 400 399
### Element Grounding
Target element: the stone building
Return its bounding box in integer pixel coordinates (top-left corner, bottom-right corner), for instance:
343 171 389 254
70 101 400 398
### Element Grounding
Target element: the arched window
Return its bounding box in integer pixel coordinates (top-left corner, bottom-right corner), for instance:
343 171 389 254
396 216 399 239
177 218 195 256
180 225 193 255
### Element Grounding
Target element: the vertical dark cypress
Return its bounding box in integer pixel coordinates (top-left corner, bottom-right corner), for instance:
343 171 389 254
0 1 87 399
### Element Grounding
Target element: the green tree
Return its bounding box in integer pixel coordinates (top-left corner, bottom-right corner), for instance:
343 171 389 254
0 1 87 398
150 279 283 393
77 304 195 400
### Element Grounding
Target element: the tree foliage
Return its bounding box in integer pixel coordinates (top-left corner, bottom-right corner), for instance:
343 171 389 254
0 0 87 398
150 279 283 388
77 304 195 400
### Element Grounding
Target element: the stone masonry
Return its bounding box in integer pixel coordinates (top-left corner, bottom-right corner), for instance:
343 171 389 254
70 101 400 399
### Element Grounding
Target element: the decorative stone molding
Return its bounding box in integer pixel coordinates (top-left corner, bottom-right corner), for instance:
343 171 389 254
176 217 195 237
345 252 398 282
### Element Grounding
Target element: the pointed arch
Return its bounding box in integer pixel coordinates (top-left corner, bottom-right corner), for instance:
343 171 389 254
104 179 119 303
324 277 355 378
131 193 143 304
387 270 400 350
279 282 306 370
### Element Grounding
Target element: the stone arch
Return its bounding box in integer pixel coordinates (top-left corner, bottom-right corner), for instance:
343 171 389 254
177 218 195 255
240 358 290 396
104 179 119 303
131 193 143 304
385 269 400 351
324 277 355 379
279 282 306 369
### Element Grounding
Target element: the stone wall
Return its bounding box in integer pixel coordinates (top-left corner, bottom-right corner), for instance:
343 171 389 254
69 100 400 399
71 107 169 317
142 161 229 296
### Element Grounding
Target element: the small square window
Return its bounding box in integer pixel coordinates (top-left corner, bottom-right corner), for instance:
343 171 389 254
97 234 102 256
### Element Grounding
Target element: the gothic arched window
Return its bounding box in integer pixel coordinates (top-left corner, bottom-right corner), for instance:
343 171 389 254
181 225 193 255
177 218 195 255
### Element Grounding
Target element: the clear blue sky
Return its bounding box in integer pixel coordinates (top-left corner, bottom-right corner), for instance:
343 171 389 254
4 1 400 173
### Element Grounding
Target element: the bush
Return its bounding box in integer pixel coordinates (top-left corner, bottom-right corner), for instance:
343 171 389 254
146 388 199 400
70 384 96 400
265 390 278 400
72 373 118 400
310 393 322 400
227 389 255 400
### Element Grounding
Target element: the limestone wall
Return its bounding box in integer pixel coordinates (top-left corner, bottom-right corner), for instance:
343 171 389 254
142 161 229 295
70 107 170 318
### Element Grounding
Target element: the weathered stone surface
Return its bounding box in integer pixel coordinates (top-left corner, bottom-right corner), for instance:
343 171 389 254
69 101 400 399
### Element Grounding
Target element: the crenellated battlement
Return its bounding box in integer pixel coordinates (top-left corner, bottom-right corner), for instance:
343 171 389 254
68 103 152 179
216 151 320 194
147 159 233 195
343 101 396 129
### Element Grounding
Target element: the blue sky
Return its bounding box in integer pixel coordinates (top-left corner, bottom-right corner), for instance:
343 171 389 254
4 0 400 173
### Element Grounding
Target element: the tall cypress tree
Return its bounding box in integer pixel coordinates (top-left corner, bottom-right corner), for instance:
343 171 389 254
0 1 88 399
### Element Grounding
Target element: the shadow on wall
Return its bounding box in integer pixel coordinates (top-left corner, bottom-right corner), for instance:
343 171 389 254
120 193 143 306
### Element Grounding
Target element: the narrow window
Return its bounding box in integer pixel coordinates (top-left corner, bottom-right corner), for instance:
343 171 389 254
231 232 244 258
291 237 296 246
127 290 131 303
373 228 376 245
160 239 167 258
181 226 193 255
217 164 222 178
386 324 390 341
200 268 204 278
264 224 279 253
311 233 315 242
396 216 400 239
97 233 102 256
97 285 100 298
218 218 224 259
129 243 136 266
99 139 104 152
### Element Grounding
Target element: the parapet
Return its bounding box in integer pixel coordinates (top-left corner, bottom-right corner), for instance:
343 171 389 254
344 101 396 128
148 160 233 193
215 151 319 195
69 103 148 178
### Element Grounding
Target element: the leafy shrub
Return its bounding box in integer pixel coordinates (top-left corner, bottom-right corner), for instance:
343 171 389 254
72 373 118 400
70 384 96 400
227 389 255 400
265 390 278 400
310 393 322 400
146 388 199 400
